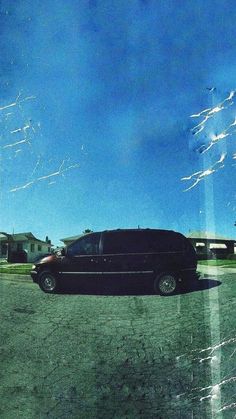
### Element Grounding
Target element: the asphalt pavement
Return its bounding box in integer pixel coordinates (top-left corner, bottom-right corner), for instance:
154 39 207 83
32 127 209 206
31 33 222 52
0 269 236 419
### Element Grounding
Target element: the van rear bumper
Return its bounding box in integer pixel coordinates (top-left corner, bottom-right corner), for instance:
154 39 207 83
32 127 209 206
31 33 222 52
180 268 200 281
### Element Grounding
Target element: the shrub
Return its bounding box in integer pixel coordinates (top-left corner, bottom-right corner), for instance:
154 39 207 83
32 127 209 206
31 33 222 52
227 254 236 260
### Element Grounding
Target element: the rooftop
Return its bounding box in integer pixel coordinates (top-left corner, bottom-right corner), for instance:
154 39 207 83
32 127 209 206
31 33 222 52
0 232 51 245
188 231 236 241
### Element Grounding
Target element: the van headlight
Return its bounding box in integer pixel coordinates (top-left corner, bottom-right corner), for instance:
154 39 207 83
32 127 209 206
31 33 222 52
32 264 36 270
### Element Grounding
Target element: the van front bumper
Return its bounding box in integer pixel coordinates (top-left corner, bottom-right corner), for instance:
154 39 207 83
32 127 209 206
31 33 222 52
31 270 39 283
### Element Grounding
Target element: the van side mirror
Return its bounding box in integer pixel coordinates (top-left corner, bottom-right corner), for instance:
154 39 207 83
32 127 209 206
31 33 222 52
61 248 66 256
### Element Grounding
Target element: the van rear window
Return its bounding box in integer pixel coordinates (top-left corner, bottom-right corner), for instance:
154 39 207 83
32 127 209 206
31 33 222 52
103 230 185 254
148 232 184 252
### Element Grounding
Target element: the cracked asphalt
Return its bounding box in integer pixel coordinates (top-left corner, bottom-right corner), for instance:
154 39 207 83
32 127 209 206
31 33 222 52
1 271 236 419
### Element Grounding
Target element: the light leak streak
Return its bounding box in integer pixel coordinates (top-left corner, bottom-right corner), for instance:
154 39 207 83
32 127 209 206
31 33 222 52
191 90 235 120
192 125 205 136
10 122 31 134
0 93 36 112
183 86 236 191
208 104 227 116
190 107 212 118
199 131 232 154
10 181 34 192
11 128 22 134
191 114 213 133
14 149 22 156
190 91 235 145
175 375 236 406
212 132 231 141
30 156 41 177
182 153 226 191
189 91 236 164
225 116 236 130
2 138 30 149
10 161 80 193
218 402 236 413
0 92 21 111
221 90 236 104
176 335 236 363
230 346 236 358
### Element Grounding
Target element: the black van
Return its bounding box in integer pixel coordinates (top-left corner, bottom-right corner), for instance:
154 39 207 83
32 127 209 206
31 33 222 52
31 229 198 295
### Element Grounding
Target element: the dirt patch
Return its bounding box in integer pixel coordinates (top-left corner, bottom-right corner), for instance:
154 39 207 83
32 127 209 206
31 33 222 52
13 308 36 315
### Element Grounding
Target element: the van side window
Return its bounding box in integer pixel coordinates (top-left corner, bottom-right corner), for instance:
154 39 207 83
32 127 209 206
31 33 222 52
67 234 100 256
103 231 149 254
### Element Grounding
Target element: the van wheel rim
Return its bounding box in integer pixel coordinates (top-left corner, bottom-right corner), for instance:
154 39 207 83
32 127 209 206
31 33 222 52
42 275 56 291
159 275 176 294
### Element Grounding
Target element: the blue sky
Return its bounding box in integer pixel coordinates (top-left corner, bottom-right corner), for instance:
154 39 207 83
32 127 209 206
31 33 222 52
0 0 235 245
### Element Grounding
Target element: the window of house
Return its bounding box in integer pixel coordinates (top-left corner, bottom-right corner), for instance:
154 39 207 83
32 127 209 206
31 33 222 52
38 245 42 251
17 243 23 252
196 242 206 247
1 244 7 255
209 243 227 249
48 247 50 252
31 243 35 252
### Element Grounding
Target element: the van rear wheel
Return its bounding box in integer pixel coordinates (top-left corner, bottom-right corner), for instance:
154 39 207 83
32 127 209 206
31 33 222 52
154 272 177 296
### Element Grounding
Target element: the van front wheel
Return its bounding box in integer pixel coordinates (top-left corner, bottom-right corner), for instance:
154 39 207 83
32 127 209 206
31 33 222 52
39 272 58 293
154 272 177 296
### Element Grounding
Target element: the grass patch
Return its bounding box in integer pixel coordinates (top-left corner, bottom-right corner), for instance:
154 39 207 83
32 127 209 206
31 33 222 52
0 263 32 275
198 259 236 267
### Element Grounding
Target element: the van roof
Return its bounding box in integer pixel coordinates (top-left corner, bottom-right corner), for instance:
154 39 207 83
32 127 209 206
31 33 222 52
102 228 177 234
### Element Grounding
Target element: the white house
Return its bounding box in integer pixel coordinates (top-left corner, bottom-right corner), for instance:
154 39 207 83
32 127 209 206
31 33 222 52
0 232 52 263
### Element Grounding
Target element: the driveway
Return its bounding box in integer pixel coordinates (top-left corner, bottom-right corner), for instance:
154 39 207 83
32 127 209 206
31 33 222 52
197 264 236 276
0 271 236 418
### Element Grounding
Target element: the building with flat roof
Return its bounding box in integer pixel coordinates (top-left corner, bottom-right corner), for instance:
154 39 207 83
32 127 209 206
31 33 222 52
187 231 236 259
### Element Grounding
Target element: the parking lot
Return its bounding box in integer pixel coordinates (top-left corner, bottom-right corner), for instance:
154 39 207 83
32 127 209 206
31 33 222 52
0 269 236 418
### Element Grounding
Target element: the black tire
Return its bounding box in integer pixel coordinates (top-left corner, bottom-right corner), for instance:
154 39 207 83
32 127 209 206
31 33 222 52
39 272 58 293
154 272 177 296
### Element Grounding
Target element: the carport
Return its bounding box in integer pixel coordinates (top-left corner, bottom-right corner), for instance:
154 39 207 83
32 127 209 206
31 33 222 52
0 232 13 260
188 231 236 259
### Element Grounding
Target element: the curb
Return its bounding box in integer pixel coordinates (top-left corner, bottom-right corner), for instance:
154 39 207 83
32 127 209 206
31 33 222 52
0 273 31 281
